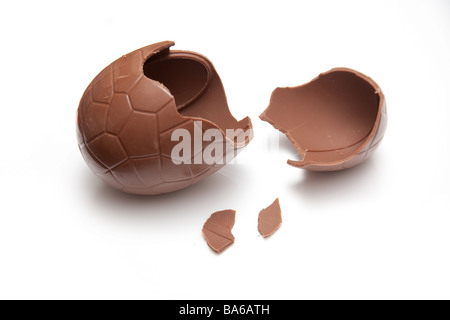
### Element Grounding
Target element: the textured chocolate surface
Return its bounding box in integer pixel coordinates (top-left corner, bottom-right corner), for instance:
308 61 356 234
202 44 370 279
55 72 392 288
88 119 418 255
258 198 282 238
77 41 252 194
202 209 236 253
260 68 387 171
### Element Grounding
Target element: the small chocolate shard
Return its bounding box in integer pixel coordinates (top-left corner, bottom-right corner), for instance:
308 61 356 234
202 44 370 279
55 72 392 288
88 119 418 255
258 198 282 238
202 209 236 253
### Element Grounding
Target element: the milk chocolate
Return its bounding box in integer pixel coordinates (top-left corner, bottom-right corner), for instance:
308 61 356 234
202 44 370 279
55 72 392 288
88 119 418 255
202 209 236 253
258 198 282 238
260 68 387 171
77 41 252 195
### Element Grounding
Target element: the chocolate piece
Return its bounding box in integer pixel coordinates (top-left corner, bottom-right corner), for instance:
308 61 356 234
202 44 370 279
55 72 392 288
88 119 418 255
77 41 252 194
202 209 236 253
260 68 387 171
258 198 282 238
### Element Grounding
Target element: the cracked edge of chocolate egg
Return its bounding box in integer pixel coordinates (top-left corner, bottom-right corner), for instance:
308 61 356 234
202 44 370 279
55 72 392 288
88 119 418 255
258 198 282 238
202 209 236 253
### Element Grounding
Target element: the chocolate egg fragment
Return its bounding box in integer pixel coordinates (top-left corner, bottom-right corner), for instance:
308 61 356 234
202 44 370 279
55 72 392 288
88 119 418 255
260 68 387 171
77 41 252 194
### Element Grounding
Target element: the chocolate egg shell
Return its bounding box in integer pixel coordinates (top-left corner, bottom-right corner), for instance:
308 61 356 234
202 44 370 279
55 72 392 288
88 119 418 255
77 41 252 194
260 68 387 171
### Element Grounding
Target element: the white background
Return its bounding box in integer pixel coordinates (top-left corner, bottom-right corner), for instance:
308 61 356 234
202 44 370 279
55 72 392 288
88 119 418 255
0 0 449 300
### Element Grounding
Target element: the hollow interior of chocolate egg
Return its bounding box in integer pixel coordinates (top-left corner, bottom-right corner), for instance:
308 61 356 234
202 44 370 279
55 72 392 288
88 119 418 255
277 71 380 163
143 50 247 132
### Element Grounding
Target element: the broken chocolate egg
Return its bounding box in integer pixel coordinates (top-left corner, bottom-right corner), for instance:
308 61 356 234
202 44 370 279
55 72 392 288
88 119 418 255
260 68 387 171
77 41 252 194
